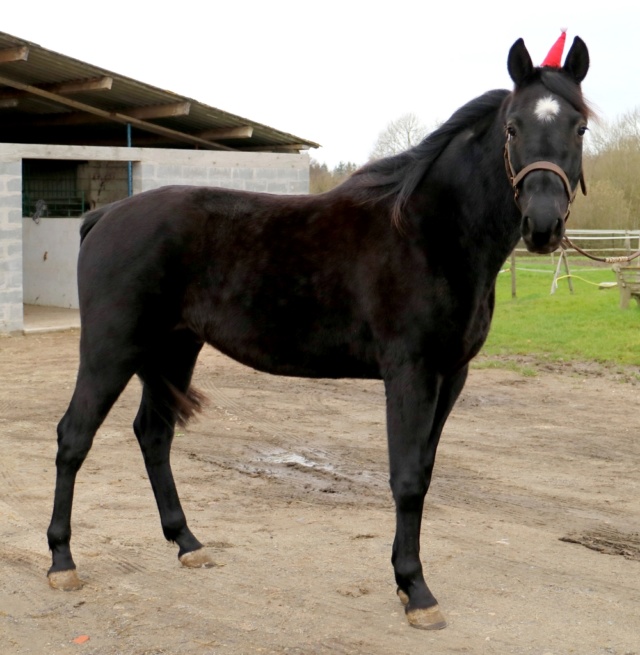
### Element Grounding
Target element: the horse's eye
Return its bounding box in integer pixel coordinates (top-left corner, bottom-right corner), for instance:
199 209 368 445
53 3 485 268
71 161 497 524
577 125 589 137
506 125 517 140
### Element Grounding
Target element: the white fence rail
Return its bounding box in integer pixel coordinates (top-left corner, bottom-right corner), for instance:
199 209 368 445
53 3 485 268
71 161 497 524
508 229 640 298
515 229 640 258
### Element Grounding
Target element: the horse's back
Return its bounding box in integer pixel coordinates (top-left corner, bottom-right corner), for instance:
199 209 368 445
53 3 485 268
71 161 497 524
78 185 289 272
80 184 319 244
76 185 284 305
75 185 382 377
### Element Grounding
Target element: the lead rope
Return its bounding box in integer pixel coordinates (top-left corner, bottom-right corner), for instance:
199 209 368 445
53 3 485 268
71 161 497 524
561 235 640 264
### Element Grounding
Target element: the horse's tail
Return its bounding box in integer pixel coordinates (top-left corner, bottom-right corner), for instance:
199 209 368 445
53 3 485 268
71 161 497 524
79 207 107 244
165 380 207 427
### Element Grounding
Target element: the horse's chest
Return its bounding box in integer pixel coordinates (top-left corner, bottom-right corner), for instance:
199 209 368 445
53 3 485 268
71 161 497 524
463 303 493 349
423 287 495 367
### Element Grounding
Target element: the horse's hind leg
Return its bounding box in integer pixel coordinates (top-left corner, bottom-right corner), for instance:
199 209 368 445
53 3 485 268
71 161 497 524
133 330 215 568
47 354 139 590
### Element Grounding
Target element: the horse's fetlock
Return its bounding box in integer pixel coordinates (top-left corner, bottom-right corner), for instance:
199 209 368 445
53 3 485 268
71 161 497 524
161 515 189 543
47 528 69 549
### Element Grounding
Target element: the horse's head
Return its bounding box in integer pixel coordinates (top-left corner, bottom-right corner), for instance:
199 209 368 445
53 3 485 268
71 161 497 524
505 35 590 254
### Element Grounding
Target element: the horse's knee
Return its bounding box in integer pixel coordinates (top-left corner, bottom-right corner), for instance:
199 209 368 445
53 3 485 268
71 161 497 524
389 473 428 509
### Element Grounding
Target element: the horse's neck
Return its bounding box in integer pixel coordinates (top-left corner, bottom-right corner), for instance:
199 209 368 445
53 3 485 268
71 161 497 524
426 118 520 275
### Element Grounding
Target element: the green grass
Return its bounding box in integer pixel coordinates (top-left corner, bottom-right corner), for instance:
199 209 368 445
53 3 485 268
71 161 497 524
480 256 640 368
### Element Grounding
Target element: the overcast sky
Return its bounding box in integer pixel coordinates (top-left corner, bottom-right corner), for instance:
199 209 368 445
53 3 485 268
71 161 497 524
5 1 640 168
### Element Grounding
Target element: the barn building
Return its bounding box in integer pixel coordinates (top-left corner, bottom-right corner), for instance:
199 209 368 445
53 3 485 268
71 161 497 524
0 32 319 333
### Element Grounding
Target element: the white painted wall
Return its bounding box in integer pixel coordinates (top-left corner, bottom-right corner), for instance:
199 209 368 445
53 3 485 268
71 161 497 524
22 217 80 308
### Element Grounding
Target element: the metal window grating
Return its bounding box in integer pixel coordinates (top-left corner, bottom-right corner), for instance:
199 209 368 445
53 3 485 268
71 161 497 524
22 160 87 218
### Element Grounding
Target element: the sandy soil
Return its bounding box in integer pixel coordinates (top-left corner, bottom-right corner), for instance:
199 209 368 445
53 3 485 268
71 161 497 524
1 329 639 655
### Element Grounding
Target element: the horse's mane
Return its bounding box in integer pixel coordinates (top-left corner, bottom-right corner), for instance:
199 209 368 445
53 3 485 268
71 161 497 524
342 89 509 225
341 69 593 227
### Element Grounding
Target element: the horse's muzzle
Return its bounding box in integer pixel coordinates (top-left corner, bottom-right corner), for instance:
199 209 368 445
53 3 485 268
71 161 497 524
505 150 584 256
520 209 565 254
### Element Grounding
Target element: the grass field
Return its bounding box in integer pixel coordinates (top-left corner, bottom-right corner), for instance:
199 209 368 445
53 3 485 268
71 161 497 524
480 255 640 369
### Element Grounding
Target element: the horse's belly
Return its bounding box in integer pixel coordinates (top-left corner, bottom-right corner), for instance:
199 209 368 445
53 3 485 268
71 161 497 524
212 339 381 380
189 306 381 380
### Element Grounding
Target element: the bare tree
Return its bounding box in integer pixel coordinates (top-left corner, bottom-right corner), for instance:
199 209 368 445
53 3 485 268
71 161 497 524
369 113 431 160
573 106 640 229
309 159 359 194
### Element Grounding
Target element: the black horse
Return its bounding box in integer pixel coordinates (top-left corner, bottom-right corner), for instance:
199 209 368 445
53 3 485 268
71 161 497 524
47 36 591 629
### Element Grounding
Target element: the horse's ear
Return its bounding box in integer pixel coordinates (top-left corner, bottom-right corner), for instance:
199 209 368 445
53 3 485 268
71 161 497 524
507 38 534 87
563 36 589 83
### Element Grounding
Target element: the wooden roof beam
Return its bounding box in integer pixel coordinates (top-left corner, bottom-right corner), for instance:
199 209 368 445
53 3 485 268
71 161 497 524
126 102 191 119
0 73 233 150
199 126 253 140
75 132 254 147
0 46 29 64
46 76 113 94
0 76 113 102
243 144 311 152
13 101 192 127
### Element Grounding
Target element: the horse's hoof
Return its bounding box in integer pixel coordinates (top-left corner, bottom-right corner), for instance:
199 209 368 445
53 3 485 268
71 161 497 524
48 569 84 591
406 604 447 630
179 548 218 568
397 589 447 629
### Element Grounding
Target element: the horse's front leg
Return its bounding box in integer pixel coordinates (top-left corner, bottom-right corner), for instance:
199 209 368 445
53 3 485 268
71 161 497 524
384 363 468 630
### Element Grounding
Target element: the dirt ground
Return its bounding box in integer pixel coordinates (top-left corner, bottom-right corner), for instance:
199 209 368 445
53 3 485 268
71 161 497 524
1 329 639 655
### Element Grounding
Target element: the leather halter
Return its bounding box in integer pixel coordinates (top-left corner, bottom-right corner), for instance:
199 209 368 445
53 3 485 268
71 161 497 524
504 141 587 217
502 140 640 263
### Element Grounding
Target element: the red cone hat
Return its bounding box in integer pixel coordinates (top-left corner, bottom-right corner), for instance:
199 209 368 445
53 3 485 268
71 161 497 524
541 29 567 67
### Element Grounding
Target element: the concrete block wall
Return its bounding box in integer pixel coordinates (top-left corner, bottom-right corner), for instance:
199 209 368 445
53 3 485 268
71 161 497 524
0 157 23 332
138 150 309 194
0 143 310 332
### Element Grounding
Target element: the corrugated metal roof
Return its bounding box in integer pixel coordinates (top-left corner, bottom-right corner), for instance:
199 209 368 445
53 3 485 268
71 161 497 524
0 31 320 153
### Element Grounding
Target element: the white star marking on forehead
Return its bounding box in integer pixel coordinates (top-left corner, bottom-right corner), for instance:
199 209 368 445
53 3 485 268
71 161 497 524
534 96 561 122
